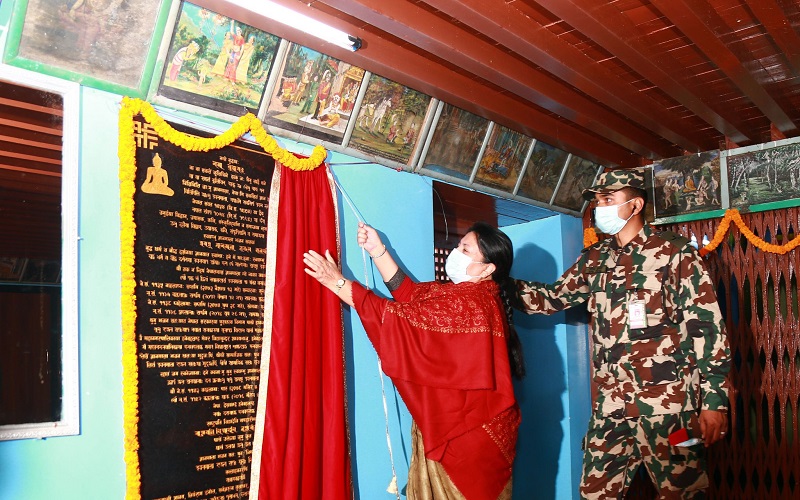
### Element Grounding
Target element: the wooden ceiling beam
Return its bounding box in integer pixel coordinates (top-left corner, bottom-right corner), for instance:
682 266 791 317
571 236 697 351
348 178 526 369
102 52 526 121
316 0 674 159
650 0 798 135
0 115 62 137
424 0 704 154
742 0 800 77
206 0 639 166
0 97 64 118
532 0 751 143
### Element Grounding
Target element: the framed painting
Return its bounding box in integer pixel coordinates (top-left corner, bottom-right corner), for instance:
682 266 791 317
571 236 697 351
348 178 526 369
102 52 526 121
553 156 601 213
3 0 171 97
726 138 800 211
263 42 365 144
652 151 722 221
473 125 532 193
156 1 280 116
347 75 432 166
516 141 569 203
420 103 490 181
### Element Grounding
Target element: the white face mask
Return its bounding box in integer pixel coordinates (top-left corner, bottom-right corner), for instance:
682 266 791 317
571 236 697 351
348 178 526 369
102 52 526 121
445 248 483 284
594 198 635 235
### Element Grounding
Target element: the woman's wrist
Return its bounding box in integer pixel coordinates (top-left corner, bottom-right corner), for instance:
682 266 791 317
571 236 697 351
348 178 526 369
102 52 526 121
370 244 387 259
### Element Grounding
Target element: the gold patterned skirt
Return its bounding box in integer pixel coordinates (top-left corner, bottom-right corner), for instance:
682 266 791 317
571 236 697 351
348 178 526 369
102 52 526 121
406 422 513 500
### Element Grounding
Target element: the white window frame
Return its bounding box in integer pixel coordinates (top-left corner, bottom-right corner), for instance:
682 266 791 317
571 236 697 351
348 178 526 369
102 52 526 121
0 64 80 440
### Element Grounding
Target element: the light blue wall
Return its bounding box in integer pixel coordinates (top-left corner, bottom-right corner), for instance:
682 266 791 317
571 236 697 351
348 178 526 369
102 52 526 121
330 154 434 499
505 216 591 500
0 1 590 496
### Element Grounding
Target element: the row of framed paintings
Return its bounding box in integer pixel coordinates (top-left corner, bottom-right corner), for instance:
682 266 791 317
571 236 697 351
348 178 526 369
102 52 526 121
147 1 601 215
2 0 599 216
649 136 800 224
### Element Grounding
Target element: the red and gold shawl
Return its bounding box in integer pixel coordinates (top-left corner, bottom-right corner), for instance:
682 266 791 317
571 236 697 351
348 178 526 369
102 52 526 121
351 277 520 500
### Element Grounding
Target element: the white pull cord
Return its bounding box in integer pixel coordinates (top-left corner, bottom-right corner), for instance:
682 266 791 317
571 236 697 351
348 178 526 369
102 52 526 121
330 172 400 498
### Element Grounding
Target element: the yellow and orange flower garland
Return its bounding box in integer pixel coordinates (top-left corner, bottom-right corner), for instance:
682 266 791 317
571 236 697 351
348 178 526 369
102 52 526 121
118 97 327 499
582 209 800 256
697 208 800 256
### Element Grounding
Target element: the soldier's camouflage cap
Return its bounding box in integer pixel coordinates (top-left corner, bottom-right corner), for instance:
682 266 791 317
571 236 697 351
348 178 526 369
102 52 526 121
582 168 646 200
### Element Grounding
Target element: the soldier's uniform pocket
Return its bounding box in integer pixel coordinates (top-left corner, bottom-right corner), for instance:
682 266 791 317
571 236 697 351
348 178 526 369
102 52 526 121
583 265 607 315
625 330 680 386
626 270 667 327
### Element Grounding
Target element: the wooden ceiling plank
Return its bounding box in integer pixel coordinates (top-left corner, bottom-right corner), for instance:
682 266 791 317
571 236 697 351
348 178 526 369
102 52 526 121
532 0 751 143
316 0 675 158
0 133 62 152
742 0 800 76
651 0 798 134
425 0 705 154
0 97 64 118
0 163 62 177
0 150 62 167
207 0 639 166
0 116 63 137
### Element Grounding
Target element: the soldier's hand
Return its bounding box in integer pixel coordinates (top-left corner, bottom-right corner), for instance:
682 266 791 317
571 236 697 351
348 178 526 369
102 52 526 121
699 409 727 446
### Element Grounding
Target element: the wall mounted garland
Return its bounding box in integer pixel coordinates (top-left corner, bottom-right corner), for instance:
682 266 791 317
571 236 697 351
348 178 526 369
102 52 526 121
582 208 799 256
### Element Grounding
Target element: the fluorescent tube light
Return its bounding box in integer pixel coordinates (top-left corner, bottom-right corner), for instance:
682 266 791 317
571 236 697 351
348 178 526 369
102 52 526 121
237 0 362 51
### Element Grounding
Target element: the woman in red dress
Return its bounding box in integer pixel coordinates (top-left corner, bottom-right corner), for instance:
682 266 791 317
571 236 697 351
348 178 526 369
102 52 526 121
304 221 525 500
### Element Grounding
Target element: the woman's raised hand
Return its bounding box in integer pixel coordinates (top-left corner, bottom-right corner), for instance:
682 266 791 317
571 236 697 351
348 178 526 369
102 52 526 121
303 249 342 291
357 222 384 257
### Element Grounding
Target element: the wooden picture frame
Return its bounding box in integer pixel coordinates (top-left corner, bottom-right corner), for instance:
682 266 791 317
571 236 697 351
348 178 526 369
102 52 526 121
516 141 570 204
346 74 432 166
553 155 601 213
473 124 532 193
156 1 280 116
263 42 366 144
419 102 490 181
650 151 723 224
725 137 800 213
3 0 171 97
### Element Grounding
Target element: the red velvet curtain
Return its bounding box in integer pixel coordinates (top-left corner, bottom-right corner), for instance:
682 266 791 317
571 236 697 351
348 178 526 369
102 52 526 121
259 162 351 499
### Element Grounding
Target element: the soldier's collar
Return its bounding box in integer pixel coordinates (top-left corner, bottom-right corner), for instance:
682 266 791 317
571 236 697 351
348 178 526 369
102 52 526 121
609 224 652 251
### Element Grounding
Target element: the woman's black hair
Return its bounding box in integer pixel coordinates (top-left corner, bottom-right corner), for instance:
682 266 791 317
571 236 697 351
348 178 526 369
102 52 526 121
468 222 526 379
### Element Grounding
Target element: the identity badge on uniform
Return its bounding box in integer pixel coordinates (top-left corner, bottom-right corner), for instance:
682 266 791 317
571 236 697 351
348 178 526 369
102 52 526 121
628 299 647 329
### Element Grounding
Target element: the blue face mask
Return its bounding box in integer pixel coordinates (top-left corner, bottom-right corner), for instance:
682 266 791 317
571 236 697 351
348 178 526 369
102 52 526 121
594 198 635 235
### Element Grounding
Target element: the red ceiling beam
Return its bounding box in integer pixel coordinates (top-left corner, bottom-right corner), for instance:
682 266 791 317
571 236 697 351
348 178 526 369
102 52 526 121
316 0 676 159
203 0 639 166
532 0 751 144
742 0 800 77
424 0 704 154
650 0 798 135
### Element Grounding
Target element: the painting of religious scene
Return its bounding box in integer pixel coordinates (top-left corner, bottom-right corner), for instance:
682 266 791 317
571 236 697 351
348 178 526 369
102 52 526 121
553 156 601 212
653 150 722 218
7 0 165 95
264 43 365 144
421 104 489 181
517 141 569 203
347 75 432 165
473 125 532 193
727 141 800 208
157 2 280 115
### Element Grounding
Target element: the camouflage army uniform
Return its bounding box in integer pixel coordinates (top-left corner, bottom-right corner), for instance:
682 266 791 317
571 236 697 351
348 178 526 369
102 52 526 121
513 224 730 499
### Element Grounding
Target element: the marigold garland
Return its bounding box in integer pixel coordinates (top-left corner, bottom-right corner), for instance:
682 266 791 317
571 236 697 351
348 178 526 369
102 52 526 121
581 208 799 257
698 208 800 257
118 97 327 499
583 227 599 248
